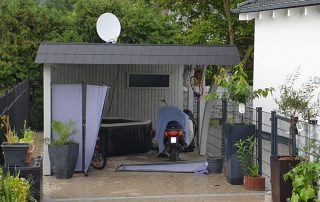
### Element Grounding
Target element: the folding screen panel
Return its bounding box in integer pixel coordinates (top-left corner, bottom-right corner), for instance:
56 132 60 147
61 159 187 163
84 85 109 174
52 84 83 171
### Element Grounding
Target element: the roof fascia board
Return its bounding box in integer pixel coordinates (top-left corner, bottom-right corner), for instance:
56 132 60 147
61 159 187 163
233 0 320 13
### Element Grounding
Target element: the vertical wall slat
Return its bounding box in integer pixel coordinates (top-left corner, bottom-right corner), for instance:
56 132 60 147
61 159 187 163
52 64 184 128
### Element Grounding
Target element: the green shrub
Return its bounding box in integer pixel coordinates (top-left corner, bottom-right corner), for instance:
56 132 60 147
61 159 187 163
284 160 320 202
0 168 33 202
234 135 259 177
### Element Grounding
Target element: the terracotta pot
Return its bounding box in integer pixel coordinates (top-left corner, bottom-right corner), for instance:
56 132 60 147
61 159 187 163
244 176 265 191
26 144 35 164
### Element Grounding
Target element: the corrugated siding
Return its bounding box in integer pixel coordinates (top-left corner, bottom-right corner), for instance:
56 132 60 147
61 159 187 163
51 64 184 129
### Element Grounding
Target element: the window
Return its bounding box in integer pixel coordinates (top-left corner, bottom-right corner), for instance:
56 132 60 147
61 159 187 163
128 73 170 88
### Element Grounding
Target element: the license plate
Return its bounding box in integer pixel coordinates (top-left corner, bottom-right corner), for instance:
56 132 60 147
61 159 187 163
171 137 177 143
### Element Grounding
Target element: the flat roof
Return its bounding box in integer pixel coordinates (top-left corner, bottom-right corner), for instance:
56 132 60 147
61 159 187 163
35 43 240 66
233 0 320 13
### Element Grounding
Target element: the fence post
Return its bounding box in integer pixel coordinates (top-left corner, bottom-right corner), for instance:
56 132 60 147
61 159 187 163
271 111 278 156
256 107 262 175
291 117 298 156
221 99 227 157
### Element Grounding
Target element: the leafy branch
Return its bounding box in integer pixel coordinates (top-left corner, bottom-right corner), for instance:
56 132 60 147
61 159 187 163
284 160 320 202
275 67 320 121
206 64 274 104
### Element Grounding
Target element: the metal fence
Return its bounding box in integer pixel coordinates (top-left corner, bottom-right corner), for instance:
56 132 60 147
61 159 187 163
207 101 270 189
205 99 313 190
0 79 30 139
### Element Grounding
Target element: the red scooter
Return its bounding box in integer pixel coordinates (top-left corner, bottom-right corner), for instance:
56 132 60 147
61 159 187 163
163 121 186 161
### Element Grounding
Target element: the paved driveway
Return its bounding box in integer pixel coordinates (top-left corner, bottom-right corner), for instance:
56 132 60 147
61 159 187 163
42 151 271 202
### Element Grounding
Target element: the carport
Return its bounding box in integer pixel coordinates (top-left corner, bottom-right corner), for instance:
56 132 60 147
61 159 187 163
35 43 240 175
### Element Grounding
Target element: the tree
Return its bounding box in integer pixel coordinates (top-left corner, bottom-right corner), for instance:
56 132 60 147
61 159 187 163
67 0 181 44
0 0 79 128
147 0 254 80
0 0 183 128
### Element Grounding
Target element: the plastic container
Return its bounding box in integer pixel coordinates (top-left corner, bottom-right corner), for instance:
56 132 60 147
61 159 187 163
207 157 223 174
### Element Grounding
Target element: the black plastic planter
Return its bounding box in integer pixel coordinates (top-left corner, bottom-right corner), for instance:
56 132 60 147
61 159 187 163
224 124 255 185
48 143 79 179
207 157 223 174
1 143 30 167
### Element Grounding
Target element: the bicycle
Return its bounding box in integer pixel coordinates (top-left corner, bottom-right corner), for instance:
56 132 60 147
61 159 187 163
91 134 107 170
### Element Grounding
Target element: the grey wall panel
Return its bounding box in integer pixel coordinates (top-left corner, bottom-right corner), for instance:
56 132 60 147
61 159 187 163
52 64 184 129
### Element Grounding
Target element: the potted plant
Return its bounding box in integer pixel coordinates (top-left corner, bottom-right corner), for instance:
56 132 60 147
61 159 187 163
207 64 274 184
271 68 320 202
20 122 36 164
234 135 265 191
0 115 30 167
49 120 78 179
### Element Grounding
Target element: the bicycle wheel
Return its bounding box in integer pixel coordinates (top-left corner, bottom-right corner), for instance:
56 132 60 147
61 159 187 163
91 140 107 170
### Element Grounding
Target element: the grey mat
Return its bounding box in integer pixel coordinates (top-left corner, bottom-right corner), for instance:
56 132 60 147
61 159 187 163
116 161 208 174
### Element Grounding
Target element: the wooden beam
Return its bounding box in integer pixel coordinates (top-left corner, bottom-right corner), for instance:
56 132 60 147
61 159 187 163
239 12 258 21
288 7 303 17
259 11 272 20
304 5 320 16
272 9 286 18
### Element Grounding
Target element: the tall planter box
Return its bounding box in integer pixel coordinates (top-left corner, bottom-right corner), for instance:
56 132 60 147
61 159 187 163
1 143 30 167
270 156 300 202
224 124 255 185
48 143 79 179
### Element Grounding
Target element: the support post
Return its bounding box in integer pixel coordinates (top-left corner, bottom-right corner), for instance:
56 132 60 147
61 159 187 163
221 99 227 157
188 67 194 113
43 64 51 175
271 111 277 156
291 117 298 156
82 82 86 175
198 66 206 154
199 83 218 155
256 107 262 175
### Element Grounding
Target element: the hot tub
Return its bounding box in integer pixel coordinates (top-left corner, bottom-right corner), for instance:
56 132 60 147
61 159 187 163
99 117 152 156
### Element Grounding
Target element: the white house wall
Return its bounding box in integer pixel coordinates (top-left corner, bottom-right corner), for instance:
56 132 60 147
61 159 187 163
51 64 184 129
252 6 320 112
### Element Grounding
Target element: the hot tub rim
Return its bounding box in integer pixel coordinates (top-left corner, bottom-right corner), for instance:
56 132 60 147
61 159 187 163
100 117 152 128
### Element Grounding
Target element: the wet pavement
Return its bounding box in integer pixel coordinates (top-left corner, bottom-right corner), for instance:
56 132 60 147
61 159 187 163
34 132 271 202
42 150 271 202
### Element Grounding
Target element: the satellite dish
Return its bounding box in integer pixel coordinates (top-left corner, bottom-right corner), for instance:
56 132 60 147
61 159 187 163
96 13 121 43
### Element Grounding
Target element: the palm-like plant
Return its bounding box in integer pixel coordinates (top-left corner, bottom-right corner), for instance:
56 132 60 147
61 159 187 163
51 120 77 145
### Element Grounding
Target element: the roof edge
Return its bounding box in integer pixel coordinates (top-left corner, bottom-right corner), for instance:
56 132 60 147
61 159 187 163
39 42 238 47
233 0 320 13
